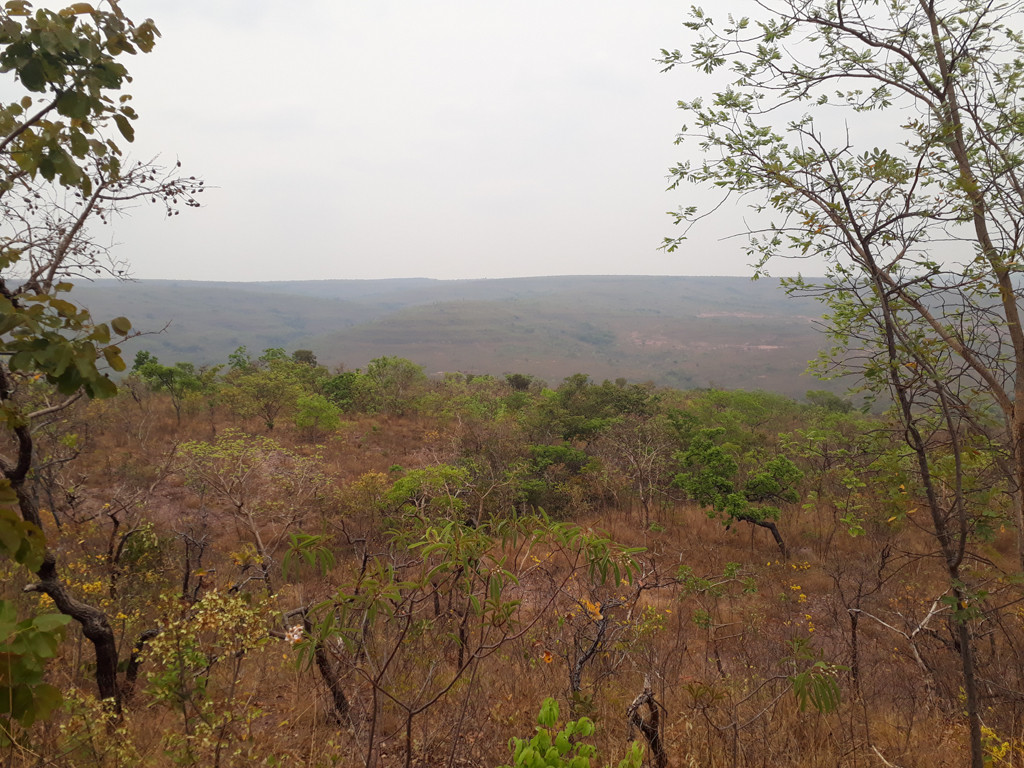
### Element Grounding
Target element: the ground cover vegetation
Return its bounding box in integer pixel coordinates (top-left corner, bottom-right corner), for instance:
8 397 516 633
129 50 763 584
2 1 1024 767
3 348 1024 767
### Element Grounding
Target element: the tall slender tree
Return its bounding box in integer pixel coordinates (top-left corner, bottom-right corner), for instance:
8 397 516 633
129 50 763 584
0 2 201 707
659 3 1024 764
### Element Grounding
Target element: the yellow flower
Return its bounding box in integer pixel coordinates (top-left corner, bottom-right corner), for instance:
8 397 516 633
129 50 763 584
543 651 553 664
582 599 603 621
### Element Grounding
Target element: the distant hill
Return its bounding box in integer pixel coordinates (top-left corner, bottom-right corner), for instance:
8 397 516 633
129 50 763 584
71 275 842 397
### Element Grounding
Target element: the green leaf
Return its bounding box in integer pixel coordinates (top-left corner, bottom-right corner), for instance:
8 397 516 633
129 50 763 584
0 512 24 556
0 600 16 627
0 503 46 571
31 614 70 633
110 316 131 335
10 684 32 721
55 90 90 120
537 697 559 728
102 345 125 372
113 113 134 142
48 298 77 318
554 732 570 754
86 374 117 399
90 323 110 344
27 683 62 720
69 129 89 158
18 57 45 92
26 629 59 659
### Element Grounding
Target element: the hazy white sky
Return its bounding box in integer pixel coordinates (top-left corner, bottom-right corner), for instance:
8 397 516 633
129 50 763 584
49 2 813 281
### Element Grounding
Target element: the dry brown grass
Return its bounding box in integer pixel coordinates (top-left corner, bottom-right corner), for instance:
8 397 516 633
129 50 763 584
5 392 1022 767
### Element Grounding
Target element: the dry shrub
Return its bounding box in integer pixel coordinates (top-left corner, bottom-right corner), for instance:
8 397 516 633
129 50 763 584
10 391 1021 768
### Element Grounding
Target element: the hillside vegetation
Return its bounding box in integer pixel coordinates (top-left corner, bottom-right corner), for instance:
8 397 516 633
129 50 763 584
1 350 1020 767
70 276 834 397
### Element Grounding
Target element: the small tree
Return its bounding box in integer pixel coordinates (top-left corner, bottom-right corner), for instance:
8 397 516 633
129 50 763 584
293 392 341 442
674 428 802 557
505 372 534 392
227 345 253 372
300 512 643 768
385 463 472 519
358 356 426 415
223 362 301 431
132 351 205 424
805 390 853 415
532 375 658 445
291 349 318 367
178 429 331 589
593 415 677 526
498 697 644 768
322 369 359 411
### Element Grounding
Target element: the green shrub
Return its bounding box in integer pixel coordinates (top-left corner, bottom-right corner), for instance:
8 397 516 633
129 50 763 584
497 697 643 768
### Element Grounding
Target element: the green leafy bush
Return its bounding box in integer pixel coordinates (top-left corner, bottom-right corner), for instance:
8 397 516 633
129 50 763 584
498 697 643 768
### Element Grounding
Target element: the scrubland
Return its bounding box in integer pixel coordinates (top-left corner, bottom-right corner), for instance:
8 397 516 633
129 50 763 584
3 362 1021 768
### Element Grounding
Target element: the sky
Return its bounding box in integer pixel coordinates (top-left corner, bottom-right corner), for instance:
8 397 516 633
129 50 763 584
86 0 780 282
0 1 838 282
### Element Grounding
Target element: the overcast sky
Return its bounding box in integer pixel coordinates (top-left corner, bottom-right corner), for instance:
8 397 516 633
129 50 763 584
81 2 795 281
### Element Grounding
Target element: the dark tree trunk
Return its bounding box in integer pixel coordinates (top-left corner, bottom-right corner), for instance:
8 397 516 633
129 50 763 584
739 515 787 558
12 473 122 710
122 628 160 700
24 551 121 708
303 613 350 722
849 608 860 694
627 677 668 768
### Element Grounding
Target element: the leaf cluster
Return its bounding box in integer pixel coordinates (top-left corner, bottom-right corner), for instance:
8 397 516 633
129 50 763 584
498 697 643 768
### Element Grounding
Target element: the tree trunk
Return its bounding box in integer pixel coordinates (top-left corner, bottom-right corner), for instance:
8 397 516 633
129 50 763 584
849 608 860 695
627 676 668 768
24 552 121 708
740 516 787 558
12 472 121 709
303 612 350 722
122 628 160 700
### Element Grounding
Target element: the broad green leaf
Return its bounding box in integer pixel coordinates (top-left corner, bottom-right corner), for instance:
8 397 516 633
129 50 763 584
69 129 89 157
113 113 134 142
31 614 70 633
110 316 131 335
17 57 45 92
27 683 62 720
102 345 125 372
26 629 59 659
55 90 90 119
